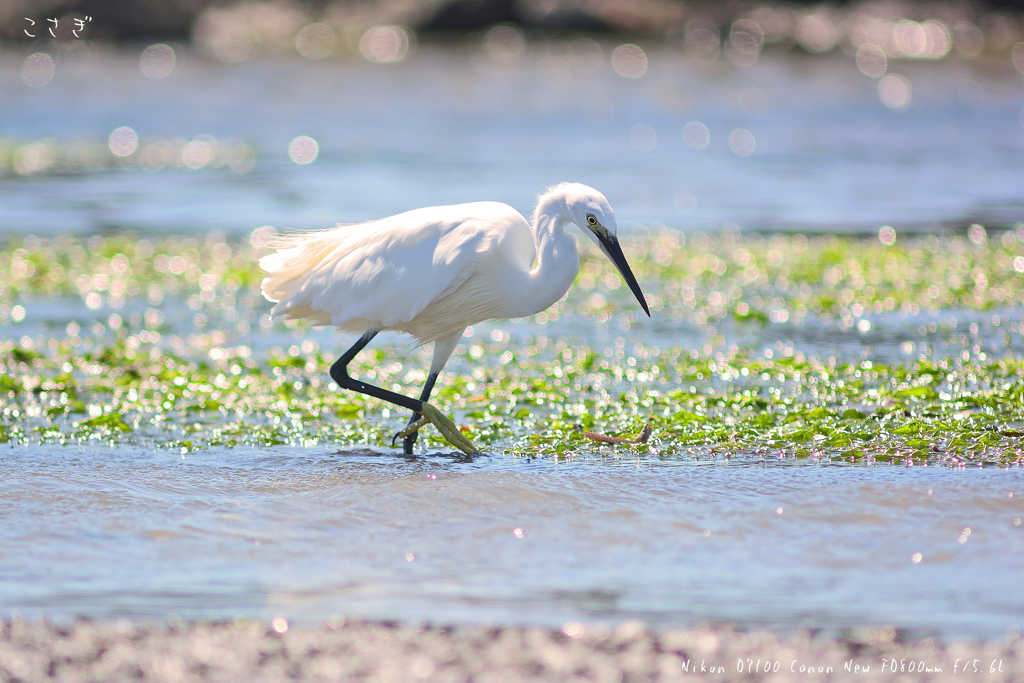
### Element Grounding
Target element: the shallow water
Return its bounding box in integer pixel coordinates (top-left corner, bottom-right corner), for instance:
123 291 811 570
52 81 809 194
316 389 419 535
2 46 1024 637
2 44 1024 235
2 444 1022 638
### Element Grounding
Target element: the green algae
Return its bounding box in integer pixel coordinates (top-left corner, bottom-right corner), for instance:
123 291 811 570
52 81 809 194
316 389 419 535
2 228 1023 329
1 334 1022 465
1 230 1023 464
0 135 257 177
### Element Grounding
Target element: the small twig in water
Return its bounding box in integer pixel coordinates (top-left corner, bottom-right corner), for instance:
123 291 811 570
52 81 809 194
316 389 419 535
577 422 653 446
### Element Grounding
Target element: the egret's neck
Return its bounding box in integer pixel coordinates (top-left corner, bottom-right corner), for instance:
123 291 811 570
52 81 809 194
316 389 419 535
531 193 570 252
524 193 580 312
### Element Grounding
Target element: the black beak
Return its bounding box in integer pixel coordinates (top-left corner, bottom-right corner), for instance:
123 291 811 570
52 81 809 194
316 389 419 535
597 233 650 317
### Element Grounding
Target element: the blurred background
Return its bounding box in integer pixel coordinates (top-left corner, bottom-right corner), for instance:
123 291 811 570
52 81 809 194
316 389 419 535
2 0 1024 237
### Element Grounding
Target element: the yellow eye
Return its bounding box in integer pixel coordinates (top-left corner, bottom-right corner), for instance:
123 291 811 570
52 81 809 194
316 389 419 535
587 214 597 226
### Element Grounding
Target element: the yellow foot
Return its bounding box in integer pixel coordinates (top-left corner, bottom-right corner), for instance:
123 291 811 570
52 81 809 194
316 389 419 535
418 403 480 456
396 416 429 440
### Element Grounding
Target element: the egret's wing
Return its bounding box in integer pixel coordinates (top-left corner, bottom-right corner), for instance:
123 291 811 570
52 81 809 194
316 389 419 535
304 219 479 328
261 203 523 331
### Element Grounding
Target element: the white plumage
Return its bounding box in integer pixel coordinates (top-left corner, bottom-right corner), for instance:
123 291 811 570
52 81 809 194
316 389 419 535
261 201 535 357
258 183 648 454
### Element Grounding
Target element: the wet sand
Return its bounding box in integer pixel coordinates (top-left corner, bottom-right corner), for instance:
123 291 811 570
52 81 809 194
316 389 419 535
2 618 1021 682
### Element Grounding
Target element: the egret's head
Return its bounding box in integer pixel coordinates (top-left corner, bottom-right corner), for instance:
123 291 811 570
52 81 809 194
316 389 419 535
562 184 618 239
542 183 650 317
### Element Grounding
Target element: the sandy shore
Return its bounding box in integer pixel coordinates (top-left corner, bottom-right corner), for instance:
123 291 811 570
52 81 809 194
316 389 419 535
2 618 1022 682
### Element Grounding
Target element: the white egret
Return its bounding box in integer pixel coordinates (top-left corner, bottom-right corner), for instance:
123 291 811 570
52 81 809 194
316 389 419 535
259 183 649 455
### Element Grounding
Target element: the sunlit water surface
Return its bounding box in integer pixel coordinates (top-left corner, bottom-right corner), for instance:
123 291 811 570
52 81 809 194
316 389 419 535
2 46 1024 636
2 44 1024 234
1 445 1022 638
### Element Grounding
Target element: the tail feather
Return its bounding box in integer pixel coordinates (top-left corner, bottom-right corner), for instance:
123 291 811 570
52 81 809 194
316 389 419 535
258 227 349 305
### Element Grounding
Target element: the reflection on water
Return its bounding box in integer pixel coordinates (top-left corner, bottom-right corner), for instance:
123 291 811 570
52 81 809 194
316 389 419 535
2 44 1023 234
1 444 1021 637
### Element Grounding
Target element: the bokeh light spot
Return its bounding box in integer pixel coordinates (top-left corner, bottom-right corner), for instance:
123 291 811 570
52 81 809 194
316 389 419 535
193 8 258 63
879 74 911 109
684 27 720 62
856 44 887 77
483 24 525 63
182 137 214 170
296 23 334 60
683 121 710 149
953 22 984 58
140 142 172 172
922 20 952 59
108 127 139 157
360 26 410 64
968 224 987 245
21 53 55 88
228 143 257 174
894 20 927 57
911 552 923 564
879 226 896 245
288 136 319 164
611 44 647 79
410 657 435 678
1012 42 1024 74
728 129 756 156
562 621 584 638
727 19 763 66
12 143 56 175
796 14 836 53
140 44 176 79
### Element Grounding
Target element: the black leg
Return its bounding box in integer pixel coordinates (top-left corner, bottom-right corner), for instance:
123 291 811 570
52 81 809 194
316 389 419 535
329 331 423 416
393 371 439 455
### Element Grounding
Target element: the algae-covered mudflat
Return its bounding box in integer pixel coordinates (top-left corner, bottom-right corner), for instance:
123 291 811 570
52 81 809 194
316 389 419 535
2 231 1023 464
